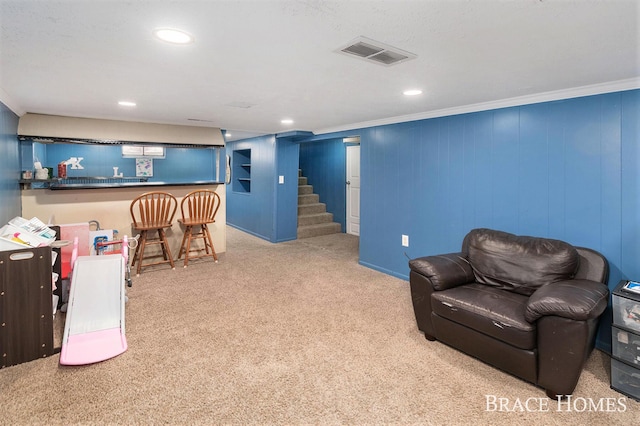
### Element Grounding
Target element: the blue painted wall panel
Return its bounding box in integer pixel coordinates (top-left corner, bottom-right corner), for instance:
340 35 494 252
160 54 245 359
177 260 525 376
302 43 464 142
447 117 466 238
471 112 495 230
598 94 623 277
546 101 568 238
0 102 20 224
563 99 603 247
275 138 299 242
621 90 640 282
491 109 521 233
518 103 550 234
226 135 278 241
460 116 477 234
356 91 638 291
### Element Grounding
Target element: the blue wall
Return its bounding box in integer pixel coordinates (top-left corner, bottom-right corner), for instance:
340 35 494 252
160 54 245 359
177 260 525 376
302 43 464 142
226 134 299 243
20 143 219 182
274 137 300 242
356 90 640 290
299 138 347 232
226 135 276 240
0 102 20 224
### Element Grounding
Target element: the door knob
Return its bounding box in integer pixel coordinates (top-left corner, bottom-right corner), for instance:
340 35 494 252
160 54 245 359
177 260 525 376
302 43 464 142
346 181 351 185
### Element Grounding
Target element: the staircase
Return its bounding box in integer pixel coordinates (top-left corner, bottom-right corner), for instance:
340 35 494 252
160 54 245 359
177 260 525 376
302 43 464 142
297 170 341 239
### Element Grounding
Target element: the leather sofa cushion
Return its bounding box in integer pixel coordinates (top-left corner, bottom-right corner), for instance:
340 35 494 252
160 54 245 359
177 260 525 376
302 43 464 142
464 228 580 296
432 283 535 350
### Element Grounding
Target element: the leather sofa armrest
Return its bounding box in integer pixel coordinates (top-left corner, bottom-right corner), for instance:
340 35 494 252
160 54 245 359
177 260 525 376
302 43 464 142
408 253 475 291
524 279 609 323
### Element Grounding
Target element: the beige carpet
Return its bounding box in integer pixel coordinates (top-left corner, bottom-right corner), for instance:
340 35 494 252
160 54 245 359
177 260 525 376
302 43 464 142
1 226 638 425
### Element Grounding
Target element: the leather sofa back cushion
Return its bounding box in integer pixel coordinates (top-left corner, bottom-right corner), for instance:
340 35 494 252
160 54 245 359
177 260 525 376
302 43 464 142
464 228 580 296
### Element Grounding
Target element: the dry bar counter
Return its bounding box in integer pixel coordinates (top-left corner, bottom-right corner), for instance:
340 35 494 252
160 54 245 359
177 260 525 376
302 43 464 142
20 177 224 190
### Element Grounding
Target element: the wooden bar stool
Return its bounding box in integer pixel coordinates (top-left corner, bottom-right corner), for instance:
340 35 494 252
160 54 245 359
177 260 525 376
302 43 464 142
130 191 177 276
177 189 221 267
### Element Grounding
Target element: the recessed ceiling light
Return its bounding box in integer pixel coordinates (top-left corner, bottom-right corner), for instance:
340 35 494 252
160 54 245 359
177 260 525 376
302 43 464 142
118 101 136 107
403 89 423 96
281 119 294 125
153 28 194 44
225 132 232 138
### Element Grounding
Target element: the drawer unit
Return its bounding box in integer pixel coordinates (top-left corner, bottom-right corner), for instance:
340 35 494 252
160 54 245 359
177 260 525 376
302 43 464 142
612 326 640 366
611 358 640 400
611 280 640 401
613 290 640 333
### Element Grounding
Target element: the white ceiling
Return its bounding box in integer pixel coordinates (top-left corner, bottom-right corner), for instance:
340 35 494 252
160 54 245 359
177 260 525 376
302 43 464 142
1 1 638 142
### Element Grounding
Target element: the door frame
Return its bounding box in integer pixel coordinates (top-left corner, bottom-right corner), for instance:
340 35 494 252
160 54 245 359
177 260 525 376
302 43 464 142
345 142 360 236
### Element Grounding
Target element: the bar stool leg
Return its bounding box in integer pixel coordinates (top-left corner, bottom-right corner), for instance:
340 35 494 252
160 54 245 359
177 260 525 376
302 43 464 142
178 227 189 260
159 228 175 270
202 224 218 262
201 225 211 255
136 230 148 276
184 225 193 267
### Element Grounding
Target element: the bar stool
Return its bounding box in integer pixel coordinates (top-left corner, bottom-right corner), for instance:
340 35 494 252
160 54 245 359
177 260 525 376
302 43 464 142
130 191 177 276
177 189 221 267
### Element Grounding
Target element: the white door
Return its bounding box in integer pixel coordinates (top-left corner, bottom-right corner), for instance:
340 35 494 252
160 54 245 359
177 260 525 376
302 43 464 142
346 145 360 236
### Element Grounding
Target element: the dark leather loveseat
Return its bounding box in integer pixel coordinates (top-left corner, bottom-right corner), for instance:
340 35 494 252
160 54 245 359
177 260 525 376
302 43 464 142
409 228 609 398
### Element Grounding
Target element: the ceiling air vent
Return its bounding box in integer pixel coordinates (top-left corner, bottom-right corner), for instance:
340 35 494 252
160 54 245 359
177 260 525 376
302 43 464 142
337 36 416 66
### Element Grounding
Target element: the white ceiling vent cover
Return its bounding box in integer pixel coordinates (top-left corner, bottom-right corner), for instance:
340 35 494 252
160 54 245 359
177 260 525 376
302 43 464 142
337 36 416 66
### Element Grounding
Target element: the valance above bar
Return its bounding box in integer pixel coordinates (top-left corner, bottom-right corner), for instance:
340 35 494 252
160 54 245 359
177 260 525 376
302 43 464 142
18 113 225 146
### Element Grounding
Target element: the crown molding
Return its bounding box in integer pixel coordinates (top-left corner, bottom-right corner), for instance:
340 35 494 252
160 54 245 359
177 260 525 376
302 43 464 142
314 78 640 136
0 87 26 116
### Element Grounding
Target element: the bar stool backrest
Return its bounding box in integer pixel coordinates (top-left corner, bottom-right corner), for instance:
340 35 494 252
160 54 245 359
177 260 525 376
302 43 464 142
180 189 220 223
130 191 177 230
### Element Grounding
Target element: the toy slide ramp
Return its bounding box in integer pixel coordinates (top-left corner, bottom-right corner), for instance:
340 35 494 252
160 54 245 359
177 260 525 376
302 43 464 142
60 255 127 365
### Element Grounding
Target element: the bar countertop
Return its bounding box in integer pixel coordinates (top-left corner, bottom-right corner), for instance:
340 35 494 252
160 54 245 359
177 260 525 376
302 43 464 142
19 178 224 190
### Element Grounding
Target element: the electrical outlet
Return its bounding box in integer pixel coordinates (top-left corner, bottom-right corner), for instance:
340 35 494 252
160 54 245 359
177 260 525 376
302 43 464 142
278 175 284 184
402 234 409 247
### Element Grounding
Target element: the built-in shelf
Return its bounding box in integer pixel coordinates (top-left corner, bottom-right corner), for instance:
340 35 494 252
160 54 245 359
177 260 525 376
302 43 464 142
233 149 251 193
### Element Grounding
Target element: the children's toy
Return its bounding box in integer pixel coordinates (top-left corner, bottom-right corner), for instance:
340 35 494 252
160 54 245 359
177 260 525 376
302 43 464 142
60 236 129 365
96 235 137 288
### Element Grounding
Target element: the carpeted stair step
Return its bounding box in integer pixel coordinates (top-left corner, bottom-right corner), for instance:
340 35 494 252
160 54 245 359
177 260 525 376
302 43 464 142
297 222 342 239
298 194 320 205
298 212 334 226
298 184 313 195
298 203 328 215
297 170 341 239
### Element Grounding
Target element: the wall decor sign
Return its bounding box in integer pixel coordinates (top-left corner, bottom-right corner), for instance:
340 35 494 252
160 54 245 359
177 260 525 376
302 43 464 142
136 158 153 177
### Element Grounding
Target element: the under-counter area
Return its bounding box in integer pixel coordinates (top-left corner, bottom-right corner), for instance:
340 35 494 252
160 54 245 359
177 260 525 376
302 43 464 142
20 184 227 255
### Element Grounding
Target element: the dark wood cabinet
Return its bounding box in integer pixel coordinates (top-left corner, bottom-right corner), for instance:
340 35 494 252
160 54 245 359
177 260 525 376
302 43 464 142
0 246 54 368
